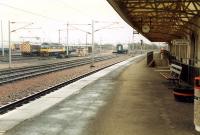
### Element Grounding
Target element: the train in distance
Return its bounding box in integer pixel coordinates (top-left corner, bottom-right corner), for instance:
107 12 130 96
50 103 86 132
20 42 66 57
113 44 128 54
18 41 91 57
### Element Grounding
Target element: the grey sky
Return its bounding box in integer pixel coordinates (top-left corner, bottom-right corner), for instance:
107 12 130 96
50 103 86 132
0 0 151 45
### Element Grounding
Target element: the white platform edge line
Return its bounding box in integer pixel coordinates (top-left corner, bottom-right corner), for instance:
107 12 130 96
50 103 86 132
0 54 145 133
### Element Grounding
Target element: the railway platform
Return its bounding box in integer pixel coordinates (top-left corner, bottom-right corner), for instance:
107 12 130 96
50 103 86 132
0 54 198 135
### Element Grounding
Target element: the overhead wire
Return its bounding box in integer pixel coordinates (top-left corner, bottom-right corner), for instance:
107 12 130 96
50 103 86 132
0 2 63 22
0 1 93 40
70 25 91 34
0 1 127 43
56 0 92 20
0 1 121 25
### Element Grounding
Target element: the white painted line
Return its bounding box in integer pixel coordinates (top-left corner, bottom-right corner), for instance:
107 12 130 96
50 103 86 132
154 69 170 72
0 54 145 133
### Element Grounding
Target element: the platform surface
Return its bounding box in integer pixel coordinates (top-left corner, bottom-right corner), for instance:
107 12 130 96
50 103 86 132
0 55 198 135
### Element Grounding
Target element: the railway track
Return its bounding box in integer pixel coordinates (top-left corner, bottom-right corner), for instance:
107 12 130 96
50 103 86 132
0 55 116 85
0 55 128 114
0 55 40 62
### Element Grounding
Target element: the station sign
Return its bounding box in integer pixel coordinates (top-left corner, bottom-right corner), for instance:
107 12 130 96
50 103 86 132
172 39 189 46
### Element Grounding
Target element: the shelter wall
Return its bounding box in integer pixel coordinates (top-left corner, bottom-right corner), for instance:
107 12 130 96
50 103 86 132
169 18 200 67
190 18 200 67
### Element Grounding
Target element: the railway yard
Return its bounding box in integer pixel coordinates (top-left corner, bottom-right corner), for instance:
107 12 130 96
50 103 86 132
0 54 131 113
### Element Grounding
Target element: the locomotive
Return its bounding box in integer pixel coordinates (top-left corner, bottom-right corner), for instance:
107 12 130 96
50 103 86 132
20 42 66 57
115 44 128 54
40 42 66 57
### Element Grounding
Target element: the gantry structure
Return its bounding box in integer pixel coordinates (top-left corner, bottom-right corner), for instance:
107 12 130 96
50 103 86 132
107 0 200 42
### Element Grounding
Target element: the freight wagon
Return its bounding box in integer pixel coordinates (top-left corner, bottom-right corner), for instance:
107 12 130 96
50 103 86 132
20 42 40 56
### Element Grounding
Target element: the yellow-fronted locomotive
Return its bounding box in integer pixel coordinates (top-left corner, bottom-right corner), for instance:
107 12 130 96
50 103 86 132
40 42 66 57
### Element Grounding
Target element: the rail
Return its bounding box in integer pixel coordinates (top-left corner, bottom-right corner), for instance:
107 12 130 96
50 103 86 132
0 56 131 114
0 55 116 85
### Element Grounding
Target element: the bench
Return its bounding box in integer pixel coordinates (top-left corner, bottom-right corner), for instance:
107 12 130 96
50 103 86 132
160 64 182 85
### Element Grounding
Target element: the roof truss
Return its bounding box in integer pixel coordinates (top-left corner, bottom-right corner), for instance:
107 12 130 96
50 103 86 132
107 0 200 42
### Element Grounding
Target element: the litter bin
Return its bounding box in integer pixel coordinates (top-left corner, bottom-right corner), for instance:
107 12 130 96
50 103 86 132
173 85 194 103
194 77 200 132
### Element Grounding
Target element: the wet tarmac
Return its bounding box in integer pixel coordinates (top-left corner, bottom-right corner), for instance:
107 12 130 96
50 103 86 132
1 54 199 135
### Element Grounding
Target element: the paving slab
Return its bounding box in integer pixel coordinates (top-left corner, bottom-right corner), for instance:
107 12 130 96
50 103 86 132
0 54 145 135
1 53 197 135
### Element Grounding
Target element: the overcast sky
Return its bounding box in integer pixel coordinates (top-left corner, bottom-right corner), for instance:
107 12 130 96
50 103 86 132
0 0 151 45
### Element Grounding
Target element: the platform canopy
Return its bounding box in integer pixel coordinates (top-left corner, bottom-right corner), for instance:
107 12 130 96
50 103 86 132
107 0 200 42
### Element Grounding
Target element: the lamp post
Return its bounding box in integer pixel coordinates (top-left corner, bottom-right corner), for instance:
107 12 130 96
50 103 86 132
91 20 95 67
85 32 91 45
68 26 91 46
58 29 67 44
63 21 119 67
90 21 121 67
66 23 69 56
140 39 143 54
58 27 77 56
99 38 102 55
133 30 139 54
1 20 4 56
64 23 92 57
86 32 88 45
8 21 33 68
8 21 11 68
58 29 61 43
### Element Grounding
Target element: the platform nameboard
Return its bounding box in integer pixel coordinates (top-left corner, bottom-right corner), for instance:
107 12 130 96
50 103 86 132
172 39 189 46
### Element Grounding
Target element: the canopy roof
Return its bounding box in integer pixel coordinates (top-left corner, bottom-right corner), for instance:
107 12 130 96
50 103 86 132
107 0 200 42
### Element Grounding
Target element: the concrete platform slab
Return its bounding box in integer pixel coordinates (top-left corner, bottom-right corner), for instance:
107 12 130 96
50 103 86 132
2 53 197 135
0 54 145 134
